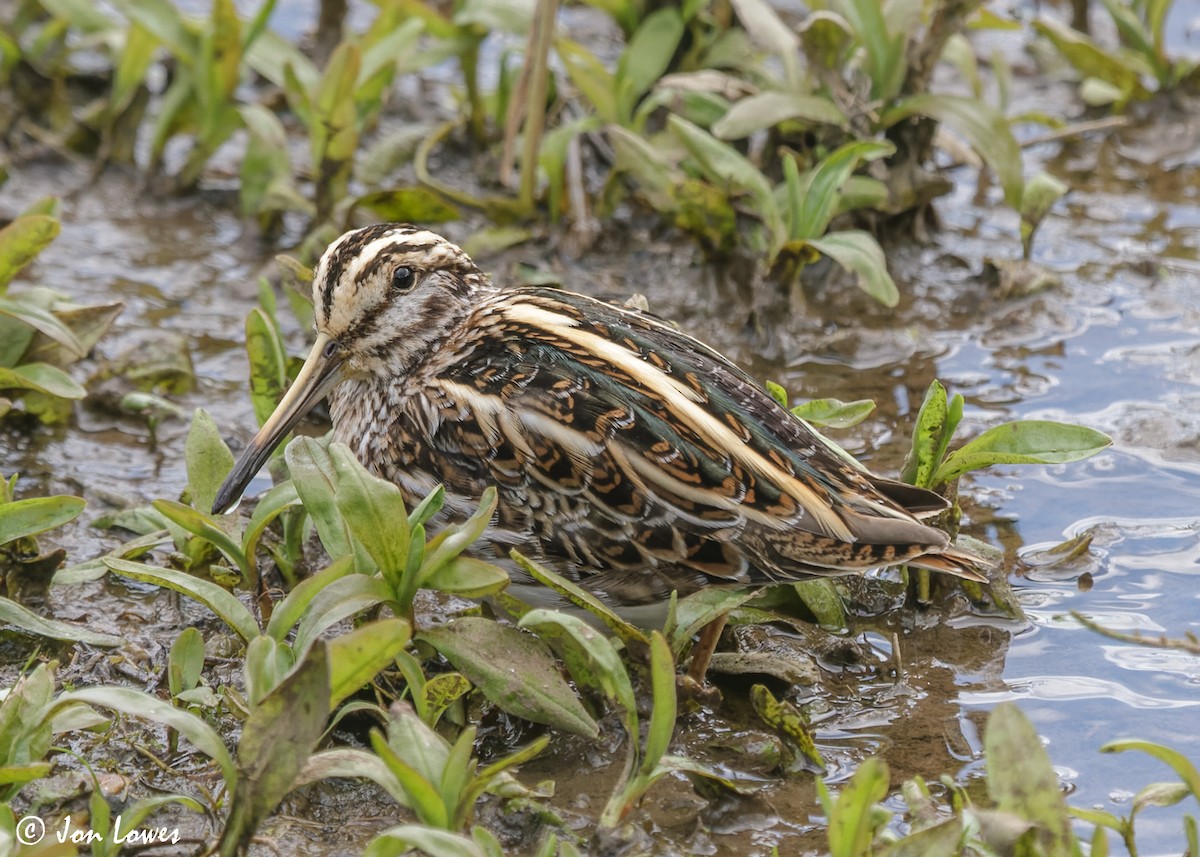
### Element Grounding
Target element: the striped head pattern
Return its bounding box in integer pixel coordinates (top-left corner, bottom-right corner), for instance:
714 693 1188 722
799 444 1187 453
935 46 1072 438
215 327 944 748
312 224 491 379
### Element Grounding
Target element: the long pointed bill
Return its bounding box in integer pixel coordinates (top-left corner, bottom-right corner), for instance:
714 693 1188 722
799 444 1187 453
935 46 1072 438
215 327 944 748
212 332 344 514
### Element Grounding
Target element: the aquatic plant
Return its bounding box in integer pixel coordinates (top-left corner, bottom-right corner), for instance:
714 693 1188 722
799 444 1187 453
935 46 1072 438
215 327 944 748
0 208 121 424
1035 0 1199 109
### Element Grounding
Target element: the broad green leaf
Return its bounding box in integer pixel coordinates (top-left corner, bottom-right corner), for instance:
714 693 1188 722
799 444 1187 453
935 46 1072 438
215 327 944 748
639 631 677 779
934 420 1113 485
219 642 330 857
105 557 259 642
882 94 1024 209
294 747 406 805
244 634 295 705
420 617 598 737
55 685 235 785
986 702 1080 857
556 38 618 124
900 380 958 487
729 0 800 85
244 29 319 91
665 588 758 655
0 298 85 357
0 596 121 646
330 443 410 579
616 8 684 120
0 494 84 545
878 816 964 857
292 573 395 656
168 626 206 697
286 437 373 573
806 231 899 306
186 408 236 516
825 755 889 857
0 363 84 399
837 0 905 99
116 0 195 59
668 115 781 239
363 825 487 857
792 578 847 627
372 726 449 827
1020 171 1069 258
265 555 354 641
1035 13 1149 97
417 488 497 586
327 618 411 709
518 609 635 714
0 215 59 292
152 499 246 572
242 479 301 563
357 188 461 224
790 140 894 241
422 555 509 598
790 397 875 428
713 92 846 140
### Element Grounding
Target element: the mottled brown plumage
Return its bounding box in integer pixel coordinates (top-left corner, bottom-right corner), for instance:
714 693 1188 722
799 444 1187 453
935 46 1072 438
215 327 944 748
214 224 986 625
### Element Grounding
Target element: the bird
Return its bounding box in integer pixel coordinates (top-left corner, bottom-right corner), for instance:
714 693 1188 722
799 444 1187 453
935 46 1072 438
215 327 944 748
213 223 987 677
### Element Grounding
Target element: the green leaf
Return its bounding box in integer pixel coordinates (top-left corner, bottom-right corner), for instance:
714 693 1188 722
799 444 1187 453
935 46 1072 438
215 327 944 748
55 685 235 786
1020 171 1069 258
422 555 509 598
510 550 648 646
825 755 890 857
0 298 86 357
244 304 289 426
838 0 906 100
0 215 59 292
789 140 894 241
790 397 875 429
665 588 758 656
639 631 677 779
518 609 636 714
934 420 1113 485
357 188 461 224
713 92 846 140
291 573 394 656
0 494 84 545
882 94 1024 209
985 702 1079 857
372 726 448 827
265 555 354 641
616 8 684 121
728 0 800 86
327 618 411 709
116 0 195 59
242 479 301 563
244 634 295 705
805 231 899 306
792 578 847 627
420 617 598 737
105 557 259 642
219 642 331 857
556 38 617 124
330 443 410 578
668 115 781 239
363 825 488 857
1102 739 1200 799
294 747 407 805
286 437 373 573
186 408 236 516
168 626 206 697
901 380 955 487
153 499 246 572
1033 17 1147 101
0 596 121 646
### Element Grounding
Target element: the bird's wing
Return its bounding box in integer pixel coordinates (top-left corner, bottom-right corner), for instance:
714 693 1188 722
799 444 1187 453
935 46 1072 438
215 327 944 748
435 289 948 554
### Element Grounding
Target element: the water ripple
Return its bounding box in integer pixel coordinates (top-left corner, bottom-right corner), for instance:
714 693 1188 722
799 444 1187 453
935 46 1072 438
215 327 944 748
961 675 1200 709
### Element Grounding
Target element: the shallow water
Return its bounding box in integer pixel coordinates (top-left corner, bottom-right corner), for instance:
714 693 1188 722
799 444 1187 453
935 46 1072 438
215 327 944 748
4 31 1200 857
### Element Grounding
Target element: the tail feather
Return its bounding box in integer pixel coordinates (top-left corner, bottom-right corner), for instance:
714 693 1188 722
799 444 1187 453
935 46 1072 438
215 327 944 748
906 545 992 583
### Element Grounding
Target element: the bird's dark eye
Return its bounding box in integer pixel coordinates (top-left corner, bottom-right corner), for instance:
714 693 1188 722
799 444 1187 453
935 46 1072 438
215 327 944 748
323 339 340 359
392 266 416 292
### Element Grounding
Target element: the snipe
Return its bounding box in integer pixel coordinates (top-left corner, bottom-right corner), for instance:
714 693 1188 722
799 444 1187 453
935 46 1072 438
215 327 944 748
213 224 985 676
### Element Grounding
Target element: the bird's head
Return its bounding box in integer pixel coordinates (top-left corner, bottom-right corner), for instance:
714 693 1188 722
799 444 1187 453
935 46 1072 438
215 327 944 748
212 224 487 513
